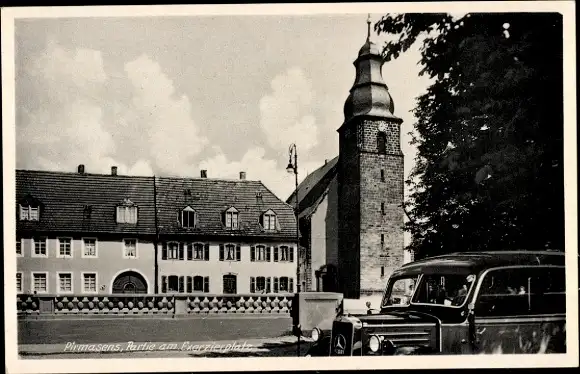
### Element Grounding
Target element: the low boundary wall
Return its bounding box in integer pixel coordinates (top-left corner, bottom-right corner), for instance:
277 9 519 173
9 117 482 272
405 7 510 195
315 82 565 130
17 293 294 316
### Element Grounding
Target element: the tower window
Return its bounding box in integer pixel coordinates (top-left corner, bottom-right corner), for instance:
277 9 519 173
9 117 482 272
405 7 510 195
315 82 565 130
377 132 387 154
380 169 385 182
381 234 385 244
381 266 385 278
381 202 386 215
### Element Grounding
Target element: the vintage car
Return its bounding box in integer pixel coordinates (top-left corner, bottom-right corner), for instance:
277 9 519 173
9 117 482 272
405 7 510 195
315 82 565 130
306 251 567 356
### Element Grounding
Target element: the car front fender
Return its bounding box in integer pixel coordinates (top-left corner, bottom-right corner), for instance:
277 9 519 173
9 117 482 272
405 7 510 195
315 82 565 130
305 336 331 357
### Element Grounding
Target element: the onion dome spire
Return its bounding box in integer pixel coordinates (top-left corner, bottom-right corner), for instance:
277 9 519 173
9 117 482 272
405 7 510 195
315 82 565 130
342 14 401 125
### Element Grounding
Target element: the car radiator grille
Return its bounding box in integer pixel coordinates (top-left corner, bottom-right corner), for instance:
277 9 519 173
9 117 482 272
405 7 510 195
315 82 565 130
329 321 354 356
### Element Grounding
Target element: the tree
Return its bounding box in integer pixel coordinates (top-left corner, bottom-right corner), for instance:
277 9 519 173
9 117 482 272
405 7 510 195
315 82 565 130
376 13 564 259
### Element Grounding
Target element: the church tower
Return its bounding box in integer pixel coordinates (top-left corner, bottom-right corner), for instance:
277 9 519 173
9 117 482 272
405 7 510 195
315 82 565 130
337 16 405 298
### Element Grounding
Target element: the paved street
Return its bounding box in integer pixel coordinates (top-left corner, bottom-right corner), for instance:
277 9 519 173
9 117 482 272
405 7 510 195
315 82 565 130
18 316 293 345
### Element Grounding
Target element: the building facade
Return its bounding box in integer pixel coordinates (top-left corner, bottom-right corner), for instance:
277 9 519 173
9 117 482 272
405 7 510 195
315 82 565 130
288 21 407 298
16 167 297 296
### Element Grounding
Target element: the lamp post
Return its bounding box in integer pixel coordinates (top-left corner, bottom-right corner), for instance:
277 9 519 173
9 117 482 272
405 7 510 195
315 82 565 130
286 143 300 293
286 143 301 357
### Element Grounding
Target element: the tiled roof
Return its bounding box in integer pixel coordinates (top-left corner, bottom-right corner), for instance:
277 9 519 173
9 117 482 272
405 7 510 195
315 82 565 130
15 170 297 240
286 156 338 215
155 176 296 240
16 170 156 235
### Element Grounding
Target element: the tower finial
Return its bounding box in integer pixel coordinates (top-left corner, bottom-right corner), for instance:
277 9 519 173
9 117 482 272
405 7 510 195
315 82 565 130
367 13 372 41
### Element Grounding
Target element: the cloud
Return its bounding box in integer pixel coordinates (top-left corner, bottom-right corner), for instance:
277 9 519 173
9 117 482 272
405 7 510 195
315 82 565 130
119 54 209 175
17 41 208 177
199 147 323 201
17 40 117 174
259 67 319 153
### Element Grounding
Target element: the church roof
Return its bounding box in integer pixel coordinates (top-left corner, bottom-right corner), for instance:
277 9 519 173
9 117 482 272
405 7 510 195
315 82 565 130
286 156 338 216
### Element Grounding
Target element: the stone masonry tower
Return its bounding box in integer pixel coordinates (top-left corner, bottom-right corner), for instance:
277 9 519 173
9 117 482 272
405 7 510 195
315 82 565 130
337 16 405 299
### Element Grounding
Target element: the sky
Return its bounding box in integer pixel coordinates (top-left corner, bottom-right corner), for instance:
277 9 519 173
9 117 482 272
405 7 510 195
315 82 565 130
14 13 431 203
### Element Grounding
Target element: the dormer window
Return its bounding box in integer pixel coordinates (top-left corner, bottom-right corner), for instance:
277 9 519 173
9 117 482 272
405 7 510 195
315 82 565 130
18 194 41 221
116 199 138 224
19 205 39 221
224 207 239 229
20 205 39 221
179 206 196 228
261 209 278 231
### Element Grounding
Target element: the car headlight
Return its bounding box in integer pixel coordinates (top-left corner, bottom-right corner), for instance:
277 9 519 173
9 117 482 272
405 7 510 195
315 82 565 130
311 327 321 342
369 335 382 353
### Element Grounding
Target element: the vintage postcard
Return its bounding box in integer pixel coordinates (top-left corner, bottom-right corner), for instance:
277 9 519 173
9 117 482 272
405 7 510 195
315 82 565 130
2 2 578 373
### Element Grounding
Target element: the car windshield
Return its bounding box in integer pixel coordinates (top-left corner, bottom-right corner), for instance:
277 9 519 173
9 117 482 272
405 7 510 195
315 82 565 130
382 276 420 307
411 273 476 307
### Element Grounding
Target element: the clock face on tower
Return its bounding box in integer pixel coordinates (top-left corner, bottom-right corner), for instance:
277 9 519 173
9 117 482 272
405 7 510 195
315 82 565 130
378 123 387 132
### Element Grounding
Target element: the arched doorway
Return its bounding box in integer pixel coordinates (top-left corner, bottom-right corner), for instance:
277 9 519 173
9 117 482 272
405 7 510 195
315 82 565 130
112 271 148 294
315 264 338 292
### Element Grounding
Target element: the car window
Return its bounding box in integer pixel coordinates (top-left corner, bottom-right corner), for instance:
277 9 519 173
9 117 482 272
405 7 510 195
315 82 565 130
475 266 565 317
412 274 475 307
383 276 419 306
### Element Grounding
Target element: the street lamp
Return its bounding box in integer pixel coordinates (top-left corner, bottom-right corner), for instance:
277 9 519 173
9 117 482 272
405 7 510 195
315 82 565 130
286 143 300 293
287 143 301 356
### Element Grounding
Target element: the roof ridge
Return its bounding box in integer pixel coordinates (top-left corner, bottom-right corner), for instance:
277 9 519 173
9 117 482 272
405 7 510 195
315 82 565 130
16 169 263 184
16 169 153 179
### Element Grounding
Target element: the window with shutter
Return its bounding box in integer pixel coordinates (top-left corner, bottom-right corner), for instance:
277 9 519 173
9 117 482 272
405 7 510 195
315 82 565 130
167 275 179 292
236 245 241 261
193 276 204 292
179 243 184 260
256 277 266 292
179 276 185 293
193 243 204 260
280 246 289 261
254 245 269 262
224 244 235 261
219 244 225 261
279 277 289 292
251 246 256 262
167 242 179 259
266 277 272 293
289 247 294 262
186 276 193 293
289 278 294 293
274 246 279 262
204 277 210 293
250 277 256 293
266 246 271 262
161 276 167 293
274 277 279 293
187 243 193 260
162 242 168 260
204 243 210 261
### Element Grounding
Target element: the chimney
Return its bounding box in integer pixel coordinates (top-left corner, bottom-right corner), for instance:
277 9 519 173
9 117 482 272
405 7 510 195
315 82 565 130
239 171 246 180
77 164 85 174
111 166 118 176
200 170 207 178
324 159 328 165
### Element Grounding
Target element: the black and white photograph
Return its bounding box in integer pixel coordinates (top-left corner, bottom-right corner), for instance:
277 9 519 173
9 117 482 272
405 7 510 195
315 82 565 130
2 2 577 373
